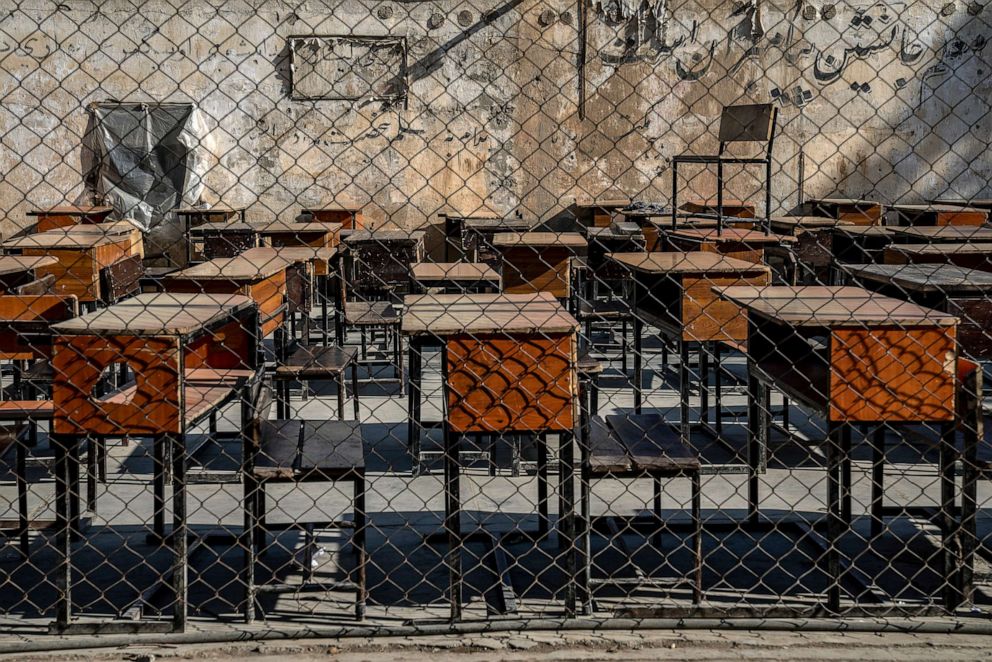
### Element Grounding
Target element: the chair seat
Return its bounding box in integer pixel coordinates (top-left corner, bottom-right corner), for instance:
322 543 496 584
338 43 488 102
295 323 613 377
275 345 357 379
0 400 55 421
254 419 365 481
585 414 700 476
23 360 52 385
344 301 400 326
576 298 632 321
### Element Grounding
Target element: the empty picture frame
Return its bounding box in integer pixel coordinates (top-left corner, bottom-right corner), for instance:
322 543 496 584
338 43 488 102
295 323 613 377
289 35 408 102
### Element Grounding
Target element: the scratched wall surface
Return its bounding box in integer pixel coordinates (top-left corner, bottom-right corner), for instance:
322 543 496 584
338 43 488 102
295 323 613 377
0 0 989 246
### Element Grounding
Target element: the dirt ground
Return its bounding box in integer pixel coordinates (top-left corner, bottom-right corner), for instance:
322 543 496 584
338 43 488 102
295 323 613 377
5 629 992 661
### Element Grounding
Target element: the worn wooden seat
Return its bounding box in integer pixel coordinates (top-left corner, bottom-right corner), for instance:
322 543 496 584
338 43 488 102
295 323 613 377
0 400 54 420
578 413 702 611
576 297 631 322
243 381 366 622
343 300 398 326
255 420 365 482
273 344 359 420
13 274 56 296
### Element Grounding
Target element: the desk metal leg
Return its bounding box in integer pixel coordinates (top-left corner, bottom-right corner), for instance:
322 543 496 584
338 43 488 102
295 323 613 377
962 414 979 606
939 422 961 611
408 342 422 475
354 473 368 620
69 438 81 541
16 436 28 556
444 424 462 621
826 422 843 613
559 430 576 616
746 370 761 523
351 361 361 420
870 426 885 543
52 434 72 630
153 434 167 539
692 471 702 604
679 340 690 447
841 425 853 524
699 343 709 428
171 433 187 632
633 317 643 414
713 342 723 438
537 436 549 537
86 435 98 514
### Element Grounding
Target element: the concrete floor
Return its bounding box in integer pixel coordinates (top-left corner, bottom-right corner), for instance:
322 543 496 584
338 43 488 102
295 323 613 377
0 328 990 639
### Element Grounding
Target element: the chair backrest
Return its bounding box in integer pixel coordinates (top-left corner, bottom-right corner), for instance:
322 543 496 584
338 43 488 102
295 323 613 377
13 273 56 296
247 377 274 430
100 254 145 304
203 229 257 260
348 234 425 296
718 103 777 144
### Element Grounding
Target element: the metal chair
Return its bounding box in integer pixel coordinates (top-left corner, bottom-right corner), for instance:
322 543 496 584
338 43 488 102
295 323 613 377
672 103 778 234
242 379 367 622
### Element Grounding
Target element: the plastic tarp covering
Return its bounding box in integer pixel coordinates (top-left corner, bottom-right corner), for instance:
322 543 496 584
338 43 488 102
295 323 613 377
86 102 209 261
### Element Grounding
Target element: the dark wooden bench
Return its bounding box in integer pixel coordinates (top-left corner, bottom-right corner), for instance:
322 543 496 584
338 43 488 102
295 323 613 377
578 413 702 611
242 380 367 623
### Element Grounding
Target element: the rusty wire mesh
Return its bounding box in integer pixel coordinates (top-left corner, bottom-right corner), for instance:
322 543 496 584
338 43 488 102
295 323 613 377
0 0 991 647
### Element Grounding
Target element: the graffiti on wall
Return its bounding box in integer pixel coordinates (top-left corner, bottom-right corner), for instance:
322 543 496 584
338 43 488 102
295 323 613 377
590 0 989 107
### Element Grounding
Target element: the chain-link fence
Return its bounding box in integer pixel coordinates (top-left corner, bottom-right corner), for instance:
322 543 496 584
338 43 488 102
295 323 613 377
0 0 991 648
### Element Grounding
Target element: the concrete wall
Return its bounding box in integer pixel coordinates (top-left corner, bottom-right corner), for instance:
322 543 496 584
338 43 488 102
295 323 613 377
1 0 989 245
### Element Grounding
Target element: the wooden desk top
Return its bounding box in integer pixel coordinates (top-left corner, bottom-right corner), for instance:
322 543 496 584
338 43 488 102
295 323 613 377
344 229 426 244
3 223 138 249
808 198 884 207
833 225 893 237
680 198 753 208
887 242 992 257
301 205 361 213
574 197 631 209
769 216 853 232
665 228 797 244
53 292 254 335
410 262 499 282
891 203 985 214
27 205 113 216
462 218 532 232
622 207 670 218
888 226 992 242
583 226 644 239
402 292 578 336
491 232 588 248
931 199 992 210
174 205 246 215
168 253 289 281
240 246 336 265
846 263 992 293
714 285 958 327
189 221 256 233
0 255 58 275
607 251 771 275
250 221 342 235
645 215 757 228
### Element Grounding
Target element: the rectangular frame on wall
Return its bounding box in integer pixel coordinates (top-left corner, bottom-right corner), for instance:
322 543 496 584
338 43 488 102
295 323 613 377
289 35 409 103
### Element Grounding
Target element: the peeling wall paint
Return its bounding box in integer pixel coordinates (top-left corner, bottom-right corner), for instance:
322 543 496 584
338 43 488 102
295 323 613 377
0 0 989 245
